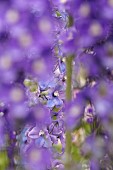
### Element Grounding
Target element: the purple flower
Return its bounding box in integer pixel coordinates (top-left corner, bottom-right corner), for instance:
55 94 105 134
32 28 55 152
65 91 86 130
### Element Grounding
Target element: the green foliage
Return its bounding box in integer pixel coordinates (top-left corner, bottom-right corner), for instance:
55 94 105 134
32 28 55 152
0 151 9 170
71 143 81 162
82 121 91 135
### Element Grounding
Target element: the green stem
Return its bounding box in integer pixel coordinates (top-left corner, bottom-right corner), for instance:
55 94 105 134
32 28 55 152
66 56 73 101
65 56 73 169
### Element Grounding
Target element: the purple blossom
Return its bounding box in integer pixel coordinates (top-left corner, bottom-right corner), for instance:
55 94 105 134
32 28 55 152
1 0 113 170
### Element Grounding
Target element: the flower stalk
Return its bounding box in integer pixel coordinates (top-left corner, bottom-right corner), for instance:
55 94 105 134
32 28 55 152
65 55 73 169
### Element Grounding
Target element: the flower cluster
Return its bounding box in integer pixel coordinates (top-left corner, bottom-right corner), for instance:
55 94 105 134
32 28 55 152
0 0 113 170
